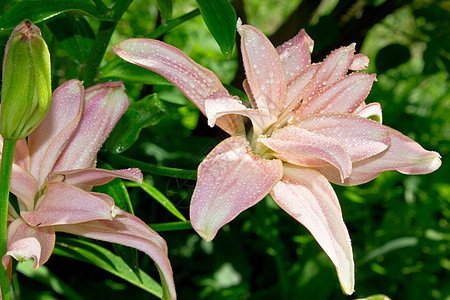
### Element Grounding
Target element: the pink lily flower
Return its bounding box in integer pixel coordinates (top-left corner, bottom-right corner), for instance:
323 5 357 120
1 80 175 299
112 21 441 294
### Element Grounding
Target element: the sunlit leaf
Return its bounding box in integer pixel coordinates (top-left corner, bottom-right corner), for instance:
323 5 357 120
0 0 113 30
105 94 168 154
195 0 236 59
53 237 163 298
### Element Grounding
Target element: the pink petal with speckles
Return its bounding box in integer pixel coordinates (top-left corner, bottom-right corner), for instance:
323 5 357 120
271 165 354 295
297 73 376 118
315 126 442 185
259 126 352 182
276 29 313 82
238 22 286 116
301 44 356 106
28 79 84 182
354 102 383 123
205 97 277 136
9 163 39 211
294 113 390 162
190 136 283 241
2 218 55 270
21 182 119 227
52 82 128 171
349 54 369 70
49 168 143 190
113 39 244 135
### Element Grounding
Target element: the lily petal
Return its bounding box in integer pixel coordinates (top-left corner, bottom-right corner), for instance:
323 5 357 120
28 79 84 183
354 102 383 123
112 38 226 112
243 79 258 109
13 139 30 171
8 202 19 221
2 218 55 270
54 210 176 300
205 97 277 136
285 64 319 110
276 29 313 82
315 126 442 185
49 168 143 190
190 136 283 241
237 21 286 116
349 54 369 70
294 113 390 162
112 38 242 135
270 165 354 295
259 126 352 182
21 182 119 226
10 163 39 212
301 44 356 107
297 73 376 117
53 82 128 172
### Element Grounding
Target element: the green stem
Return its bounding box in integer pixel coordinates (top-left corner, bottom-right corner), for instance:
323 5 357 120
146 8 200 39
110 0 134 20
79 0 134 86
0 138 16 300
92 0 109 14
79 20 116 87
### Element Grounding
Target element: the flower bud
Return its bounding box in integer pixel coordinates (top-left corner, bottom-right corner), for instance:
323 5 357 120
0 20 51 140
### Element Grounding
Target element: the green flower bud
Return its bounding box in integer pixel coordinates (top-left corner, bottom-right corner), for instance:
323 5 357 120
0 20 51 140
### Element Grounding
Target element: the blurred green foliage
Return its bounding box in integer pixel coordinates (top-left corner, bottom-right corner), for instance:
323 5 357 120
0 0 448 299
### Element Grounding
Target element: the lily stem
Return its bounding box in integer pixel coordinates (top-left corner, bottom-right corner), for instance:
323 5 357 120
0 138 16 300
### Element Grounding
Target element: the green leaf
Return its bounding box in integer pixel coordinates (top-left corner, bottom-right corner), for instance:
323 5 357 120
127 181 186 221
100 152 198 180
357 237 418 265
195 0 237 59
46 15 95 62
16 260 83 300
149 221 193 232
156 0 173 25
53 237 163 298
102 62 171 85
0 0 113 30
105 94 168 154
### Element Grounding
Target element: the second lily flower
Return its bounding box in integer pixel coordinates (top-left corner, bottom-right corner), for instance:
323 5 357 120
2 80 175 299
